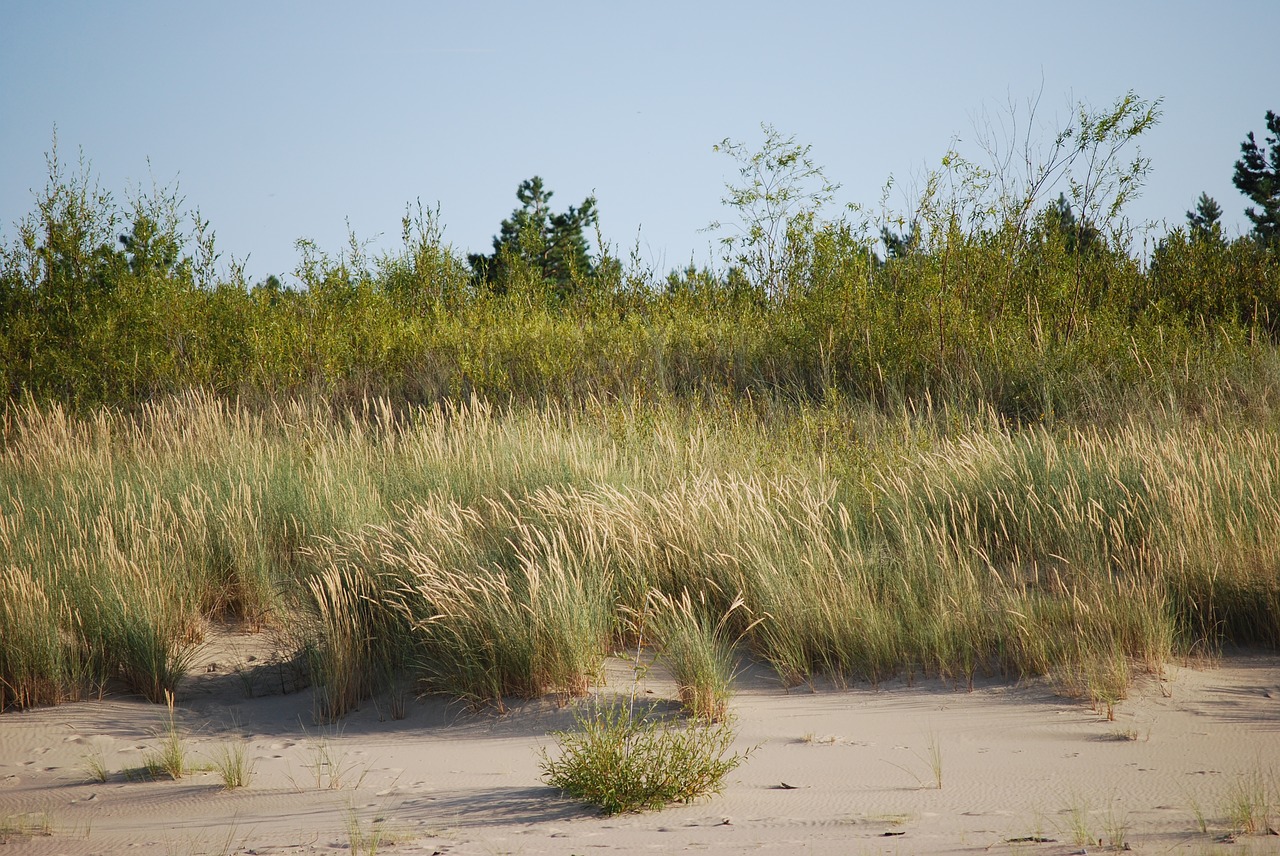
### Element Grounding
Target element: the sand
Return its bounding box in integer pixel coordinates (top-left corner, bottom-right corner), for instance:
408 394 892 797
2 627 1278 855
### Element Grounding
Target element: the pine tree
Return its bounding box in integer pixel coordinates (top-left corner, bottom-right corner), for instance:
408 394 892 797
1045 193 1100 254
1232 110 1280 244
468 177 598 295
879 221 920 259
1185 192 1223 243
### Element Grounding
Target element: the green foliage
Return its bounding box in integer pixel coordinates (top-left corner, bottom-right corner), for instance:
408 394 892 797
1149 227 1280 331
1186 192 1224 244
0 90 1272 436
880 220 920 259
1045 193 1101 255
540 702 747 815
1233 109 1280 244
467 176 599 298
710 122 839 298
379 200 471 315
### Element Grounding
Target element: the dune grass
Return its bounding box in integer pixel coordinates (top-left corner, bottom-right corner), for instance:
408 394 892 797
644 589 750 722
0 811 53 843
539 700 748 815
210 740 254 789
2 391 1279 717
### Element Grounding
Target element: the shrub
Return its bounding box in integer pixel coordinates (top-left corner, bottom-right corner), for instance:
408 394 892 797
540 701 748 815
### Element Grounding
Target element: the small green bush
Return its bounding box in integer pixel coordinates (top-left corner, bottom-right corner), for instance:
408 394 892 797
539 702 747 815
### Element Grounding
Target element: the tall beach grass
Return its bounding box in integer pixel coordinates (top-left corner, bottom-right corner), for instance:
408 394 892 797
2 391 1279 714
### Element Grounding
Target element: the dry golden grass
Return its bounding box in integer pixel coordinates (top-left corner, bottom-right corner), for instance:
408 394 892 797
3 392 1278 715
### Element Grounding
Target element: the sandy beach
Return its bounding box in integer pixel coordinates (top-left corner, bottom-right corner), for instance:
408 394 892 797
2 627 1278 855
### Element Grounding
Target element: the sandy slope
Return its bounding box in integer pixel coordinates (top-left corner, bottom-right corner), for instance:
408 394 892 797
2 628 1278 855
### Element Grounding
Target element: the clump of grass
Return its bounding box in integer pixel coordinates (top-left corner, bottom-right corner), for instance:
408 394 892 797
1224 767 1275 836
373 504 615 711
303 565 392 722
0 566 79 711
925 732 943 789
204 484 281 628
1062 792 1093 846
1187 789 1209 834
344 805 411 856
210 740 254 789
1103 799 1130 849
376 678 411 722
345 809 388 856
95 586 200 705
142 690 188 780
539 701 748 815
886 732 943 790
82 743 110 783
645 589 749 722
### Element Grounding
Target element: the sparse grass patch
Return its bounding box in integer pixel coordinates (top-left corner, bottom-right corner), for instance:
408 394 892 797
886 732 943 790
1103 727 1140 742
0 811 53 842
1103 798 1131 849
1188 791 1210 834
1062 792 1093 846
345 809 387 856
1224 766 1276 836
82 745 110 783
299 727 367 790
925 731 943 790
210 740 254 789
344 804 413 856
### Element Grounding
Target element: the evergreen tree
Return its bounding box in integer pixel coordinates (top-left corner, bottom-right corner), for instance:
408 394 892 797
1045 193 1100 254
468 177 598 294
880 221 920 259
1185 192 1223 243
118 213 183 277
1232 110 1280 244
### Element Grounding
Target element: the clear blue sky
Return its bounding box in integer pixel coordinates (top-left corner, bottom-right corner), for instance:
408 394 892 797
2 2 1275 284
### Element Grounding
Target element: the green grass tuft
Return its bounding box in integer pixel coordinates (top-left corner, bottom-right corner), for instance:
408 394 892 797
540 701 748 815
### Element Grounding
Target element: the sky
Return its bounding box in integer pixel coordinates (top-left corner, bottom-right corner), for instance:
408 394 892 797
1 2 1276 285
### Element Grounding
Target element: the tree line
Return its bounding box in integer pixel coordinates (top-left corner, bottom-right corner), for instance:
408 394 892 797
0 102 1277 420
